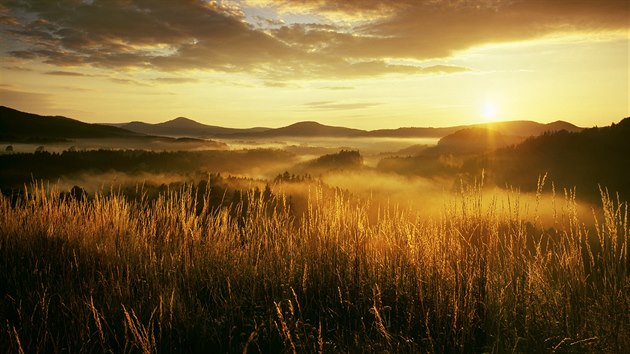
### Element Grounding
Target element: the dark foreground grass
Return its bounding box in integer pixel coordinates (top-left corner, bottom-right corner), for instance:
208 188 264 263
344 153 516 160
0 181 628 353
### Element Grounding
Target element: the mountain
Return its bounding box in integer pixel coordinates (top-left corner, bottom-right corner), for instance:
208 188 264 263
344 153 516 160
247 121 365 138
379 121 580 158
365 120 581 138
375 127 510 177
243 119 581 139
116 119 366 138
0 106 141 142
474 120 582 137
464 117 630 201
110 112 583 139
426 127 523 155
119 117 270 137
377 118 628 201
2 106 584 141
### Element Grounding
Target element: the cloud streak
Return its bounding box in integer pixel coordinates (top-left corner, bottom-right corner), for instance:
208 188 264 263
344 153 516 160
45 71 91 76
302 101 381 110
152 77 200 84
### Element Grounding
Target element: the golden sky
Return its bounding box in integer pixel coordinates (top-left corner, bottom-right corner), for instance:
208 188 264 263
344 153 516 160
0 0 628 129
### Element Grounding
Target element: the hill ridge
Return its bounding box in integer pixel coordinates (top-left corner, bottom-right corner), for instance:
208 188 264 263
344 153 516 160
1 106 588 140
0 106 141 142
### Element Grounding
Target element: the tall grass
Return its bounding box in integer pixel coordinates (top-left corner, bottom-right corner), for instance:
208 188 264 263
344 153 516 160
0 180 627 353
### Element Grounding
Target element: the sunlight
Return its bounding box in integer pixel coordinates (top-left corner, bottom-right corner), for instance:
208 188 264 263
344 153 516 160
482 100 498 121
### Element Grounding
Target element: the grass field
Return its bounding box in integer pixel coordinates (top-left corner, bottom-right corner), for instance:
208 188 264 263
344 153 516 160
0 179 628 353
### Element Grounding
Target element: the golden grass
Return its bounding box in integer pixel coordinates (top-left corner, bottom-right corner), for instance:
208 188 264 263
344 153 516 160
0 180 628 353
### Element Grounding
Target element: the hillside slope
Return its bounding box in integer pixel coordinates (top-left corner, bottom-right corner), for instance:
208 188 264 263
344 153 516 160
465 118 630 201
243 121 365 138
0 106 141 142
365 120 581 138
121 117 270 137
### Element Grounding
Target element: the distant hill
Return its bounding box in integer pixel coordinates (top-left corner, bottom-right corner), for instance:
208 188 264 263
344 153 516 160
0 106 141 142
109 111 583 139
464 117 630 202
117 119 367 138
365 120 581 138
474 120 582 136
247 121 365 138
381 122 573 159
2 106 584 141
120 118 581 140
428 127 524 155
119 117 270 138
377 121 585 179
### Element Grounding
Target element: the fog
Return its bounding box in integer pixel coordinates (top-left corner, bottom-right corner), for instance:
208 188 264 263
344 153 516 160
320 169 598 227
1 138 226 153
26 157 600 231
2 136 439 155
219 136 439 155
1 136 603 229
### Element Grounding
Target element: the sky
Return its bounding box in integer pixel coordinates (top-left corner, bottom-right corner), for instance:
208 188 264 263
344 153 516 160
0 0 628 129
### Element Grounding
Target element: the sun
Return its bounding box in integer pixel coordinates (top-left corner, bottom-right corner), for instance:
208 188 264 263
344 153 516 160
481 101 498 121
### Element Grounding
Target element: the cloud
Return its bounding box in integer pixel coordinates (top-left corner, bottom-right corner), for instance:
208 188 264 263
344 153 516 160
262 81 298 88
261 57 468 79
254 0 628 60
152 77 200 84
422 65 470 74
3 0 295 71
109 78 150 86
0 14 19 26
302 101 380 110
320 86 354 90
56 86 94 92
1 0 626 80
252 15 285 27
1 65 32 72
246 0 397 21
45 70 90 76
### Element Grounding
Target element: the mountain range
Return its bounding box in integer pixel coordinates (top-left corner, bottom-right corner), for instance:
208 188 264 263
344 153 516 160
360 120 581 138
1 105 583 142
110 113 582 139
118 117 269 137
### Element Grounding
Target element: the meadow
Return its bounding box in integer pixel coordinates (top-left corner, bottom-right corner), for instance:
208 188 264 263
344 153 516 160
1 0 627 352
1 176 627 353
